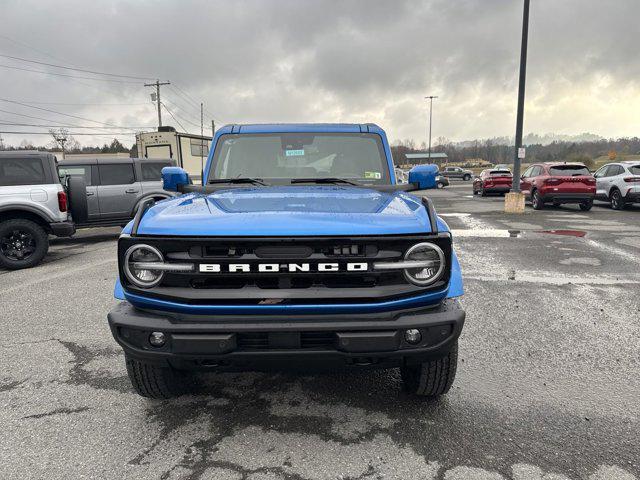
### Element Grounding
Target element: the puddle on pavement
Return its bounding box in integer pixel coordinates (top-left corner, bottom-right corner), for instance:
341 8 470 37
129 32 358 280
537 229 587 237
451 229 521 238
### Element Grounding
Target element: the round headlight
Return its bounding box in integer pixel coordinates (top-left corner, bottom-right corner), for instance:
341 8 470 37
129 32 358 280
403 242 445 286
124 244 164 288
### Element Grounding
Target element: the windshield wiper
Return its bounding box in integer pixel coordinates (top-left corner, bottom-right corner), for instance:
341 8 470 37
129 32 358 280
208 177 269 186
290 177 360 186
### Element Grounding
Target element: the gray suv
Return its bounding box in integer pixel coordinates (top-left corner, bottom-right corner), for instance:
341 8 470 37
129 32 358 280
0 152 174 269
441 166 473 181
58 157 175 226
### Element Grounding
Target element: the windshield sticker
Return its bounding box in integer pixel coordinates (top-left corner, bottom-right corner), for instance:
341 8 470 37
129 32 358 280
364 171 382 179
285 149 305 157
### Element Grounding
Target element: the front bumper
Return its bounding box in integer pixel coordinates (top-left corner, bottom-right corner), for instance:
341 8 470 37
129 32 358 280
108 299 465 371
540 192 594 204
49 220 75 237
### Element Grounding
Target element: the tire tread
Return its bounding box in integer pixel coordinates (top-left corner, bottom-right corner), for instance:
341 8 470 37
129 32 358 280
125 356 186 399
401 341 458 398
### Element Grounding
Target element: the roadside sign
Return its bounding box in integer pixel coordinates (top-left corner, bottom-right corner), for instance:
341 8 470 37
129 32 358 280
518 147 526 159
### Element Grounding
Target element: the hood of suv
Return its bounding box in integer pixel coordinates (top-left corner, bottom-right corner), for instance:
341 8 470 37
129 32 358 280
132 186 435 236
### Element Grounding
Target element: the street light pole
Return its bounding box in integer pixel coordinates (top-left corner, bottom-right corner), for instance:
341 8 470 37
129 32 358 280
425 96 437 164
512 0 530 192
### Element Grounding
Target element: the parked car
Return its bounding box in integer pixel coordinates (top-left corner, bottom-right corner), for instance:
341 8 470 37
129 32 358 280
493 164 511 171
519 162 596 210
441 166 473 181
0 153 176 270
394 167 408 184
107 123 466 400
0 151 82 269
58 157 175 227
436 175 449 188
593 161 640 210
473 169 513 196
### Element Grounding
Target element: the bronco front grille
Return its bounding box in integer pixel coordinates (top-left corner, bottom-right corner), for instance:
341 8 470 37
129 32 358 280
118 235 452 305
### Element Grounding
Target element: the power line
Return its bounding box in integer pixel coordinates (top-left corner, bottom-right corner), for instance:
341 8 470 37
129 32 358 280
0 63 143 83
0 98 142 132
9 101 150 106
0 34 74 68
0 34 124 92
161 99 203 128
160 102 188 133
0 130 136 137
163 96 205 122
0 52 156 80
169 83 224 123
0 121 153 130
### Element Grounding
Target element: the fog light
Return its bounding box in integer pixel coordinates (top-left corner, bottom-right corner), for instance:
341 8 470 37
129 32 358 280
149 331 166 347
404 329 422 345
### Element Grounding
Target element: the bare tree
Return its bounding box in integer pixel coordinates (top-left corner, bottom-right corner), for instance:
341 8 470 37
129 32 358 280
49 128 79 159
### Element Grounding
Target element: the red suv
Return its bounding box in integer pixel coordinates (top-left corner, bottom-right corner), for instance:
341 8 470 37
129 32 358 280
520 162 596 210
473 169 513 196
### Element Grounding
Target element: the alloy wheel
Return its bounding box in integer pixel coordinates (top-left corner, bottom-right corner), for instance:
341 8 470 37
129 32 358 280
0 229 37 261
611 190 622 210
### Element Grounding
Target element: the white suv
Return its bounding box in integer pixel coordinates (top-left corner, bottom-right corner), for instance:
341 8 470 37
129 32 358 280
594 161 640 210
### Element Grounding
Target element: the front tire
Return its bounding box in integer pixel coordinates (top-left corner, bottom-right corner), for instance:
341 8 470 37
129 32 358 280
531 190 544 210
401 341 458 398
125 356 188 399
463 174 471 181
0 219 49 269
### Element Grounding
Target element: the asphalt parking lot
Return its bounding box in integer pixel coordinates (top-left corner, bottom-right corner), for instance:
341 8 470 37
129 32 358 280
1 182 639 480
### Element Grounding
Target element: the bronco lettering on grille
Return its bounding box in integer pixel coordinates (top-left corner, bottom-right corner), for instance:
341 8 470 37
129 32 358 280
198 262 369 273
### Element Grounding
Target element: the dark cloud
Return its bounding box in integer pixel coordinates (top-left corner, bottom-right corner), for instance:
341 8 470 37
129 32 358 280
0 0 638 147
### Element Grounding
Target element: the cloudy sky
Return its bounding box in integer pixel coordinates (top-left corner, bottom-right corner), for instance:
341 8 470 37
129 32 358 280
0 0 638 148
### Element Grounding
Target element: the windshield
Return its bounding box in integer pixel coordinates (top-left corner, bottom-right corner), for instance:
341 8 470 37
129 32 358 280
489 170 512 176
549 165 591 176
210 133 390 184
629 165 640 175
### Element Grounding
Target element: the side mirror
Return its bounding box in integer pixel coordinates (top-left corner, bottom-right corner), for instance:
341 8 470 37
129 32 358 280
408 164 438 190
162 166 191 192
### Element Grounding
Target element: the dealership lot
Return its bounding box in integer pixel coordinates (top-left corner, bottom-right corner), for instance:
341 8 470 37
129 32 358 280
1 183 638 479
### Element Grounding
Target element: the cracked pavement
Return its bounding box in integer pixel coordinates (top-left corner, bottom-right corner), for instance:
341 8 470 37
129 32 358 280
1 188 639 479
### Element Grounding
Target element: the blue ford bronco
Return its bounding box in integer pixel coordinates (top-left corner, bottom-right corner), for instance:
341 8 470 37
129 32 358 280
107 123 465 399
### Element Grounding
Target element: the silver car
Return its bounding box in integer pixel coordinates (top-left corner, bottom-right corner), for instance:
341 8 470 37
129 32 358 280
0 153 175 269
594 161 640 209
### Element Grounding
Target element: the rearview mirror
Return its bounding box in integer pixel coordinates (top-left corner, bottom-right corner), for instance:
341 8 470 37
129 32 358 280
408 164 439 190
162 166 191 192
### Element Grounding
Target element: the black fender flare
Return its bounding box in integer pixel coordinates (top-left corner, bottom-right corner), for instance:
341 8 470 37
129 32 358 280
0 204 55 224
131 193 171 217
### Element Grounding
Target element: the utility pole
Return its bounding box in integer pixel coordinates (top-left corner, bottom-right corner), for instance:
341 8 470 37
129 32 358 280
512 0 530 192
211 120 215 137
145 80 170 129
425 96 438 164
201 102 204 183
49 128 69 159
